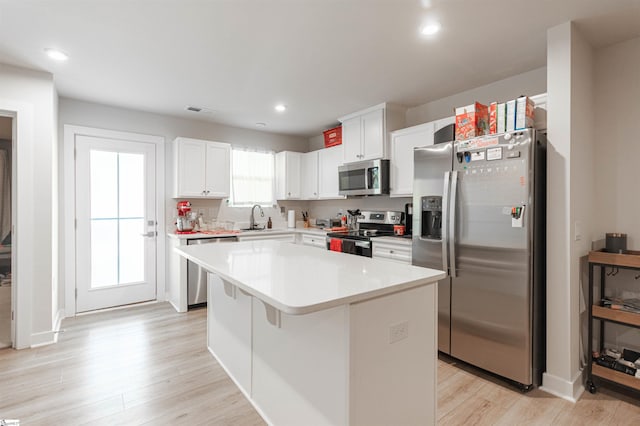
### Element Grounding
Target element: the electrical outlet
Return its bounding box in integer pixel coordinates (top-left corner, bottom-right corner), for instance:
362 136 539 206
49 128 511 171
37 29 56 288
389 321 409 344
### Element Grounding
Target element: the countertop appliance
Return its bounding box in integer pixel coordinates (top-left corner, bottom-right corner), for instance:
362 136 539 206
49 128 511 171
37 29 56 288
176 200 196 233
338 159 390 196
412 129 546 390
326 210 403 257
187 236 239 308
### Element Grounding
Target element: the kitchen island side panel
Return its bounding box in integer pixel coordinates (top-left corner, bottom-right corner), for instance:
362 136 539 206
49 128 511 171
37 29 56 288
251 302 350 426
349 284 437 426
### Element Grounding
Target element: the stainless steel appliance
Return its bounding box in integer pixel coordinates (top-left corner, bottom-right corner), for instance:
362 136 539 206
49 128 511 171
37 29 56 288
412 129 546 389
187 236 239 308
326 210 403 256
338 159 390 196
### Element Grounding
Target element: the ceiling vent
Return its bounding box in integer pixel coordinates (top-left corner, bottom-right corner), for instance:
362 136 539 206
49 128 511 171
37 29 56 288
185 106 215 114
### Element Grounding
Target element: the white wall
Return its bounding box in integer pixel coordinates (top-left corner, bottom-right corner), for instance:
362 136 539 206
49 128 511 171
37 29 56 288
58 98 309 308
0 63 57 347
542 22 596 402
594 36 640 248
307 67 548 151
405 67 547 127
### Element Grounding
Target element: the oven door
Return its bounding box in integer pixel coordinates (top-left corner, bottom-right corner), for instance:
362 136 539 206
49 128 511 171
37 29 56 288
326 237 372 257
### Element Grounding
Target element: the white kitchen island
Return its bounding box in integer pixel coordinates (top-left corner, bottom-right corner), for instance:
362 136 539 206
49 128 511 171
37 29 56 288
175 240 445 426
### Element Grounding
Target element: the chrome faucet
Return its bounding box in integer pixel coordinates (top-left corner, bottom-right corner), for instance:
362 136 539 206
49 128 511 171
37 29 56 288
250 204 264 230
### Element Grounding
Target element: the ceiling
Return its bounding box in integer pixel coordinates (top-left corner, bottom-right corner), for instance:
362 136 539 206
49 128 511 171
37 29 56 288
0 0 638 137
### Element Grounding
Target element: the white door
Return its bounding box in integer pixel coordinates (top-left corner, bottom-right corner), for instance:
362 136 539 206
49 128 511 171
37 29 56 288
75 135 157 312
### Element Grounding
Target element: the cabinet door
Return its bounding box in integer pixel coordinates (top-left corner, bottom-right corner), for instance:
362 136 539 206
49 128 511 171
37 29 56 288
176 138 207 197
276 151 302 200
361 108 385 160
301 151 319 199
318 145 345 199
342 117 362 163
390 122 434 197
205 142 231 197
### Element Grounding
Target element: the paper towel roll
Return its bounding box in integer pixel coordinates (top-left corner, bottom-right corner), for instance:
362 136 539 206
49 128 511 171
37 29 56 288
287 210 296 228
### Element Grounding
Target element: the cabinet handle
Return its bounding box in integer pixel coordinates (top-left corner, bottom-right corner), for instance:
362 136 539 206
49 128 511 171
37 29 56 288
201 190 206 195
390 250 394 254
206 190 210 194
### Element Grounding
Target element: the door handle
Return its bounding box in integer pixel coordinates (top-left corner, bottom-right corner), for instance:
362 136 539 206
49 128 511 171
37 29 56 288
140 231 157 238
442 171 450 274
449 171 458 278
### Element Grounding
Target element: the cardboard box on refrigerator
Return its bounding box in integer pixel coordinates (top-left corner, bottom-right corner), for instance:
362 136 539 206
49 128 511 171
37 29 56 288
455 102 489 140
489 102 498 134
515 96 535 130
497 103 506 134
506 100 516 132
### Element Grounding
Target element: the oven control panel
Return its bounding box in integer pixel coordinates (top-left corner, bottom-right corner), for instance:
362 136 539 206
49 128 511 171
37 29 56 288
357 211 403 225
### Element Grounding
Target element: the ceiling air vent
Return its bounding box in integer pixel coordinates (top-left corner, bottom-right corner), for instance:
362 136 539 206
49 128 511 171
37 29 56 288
185 106 215 114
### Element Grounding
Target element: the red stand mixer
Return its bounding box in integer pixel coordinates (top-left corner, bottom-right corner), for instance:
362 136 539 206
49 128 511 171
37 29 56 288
176 201 197 233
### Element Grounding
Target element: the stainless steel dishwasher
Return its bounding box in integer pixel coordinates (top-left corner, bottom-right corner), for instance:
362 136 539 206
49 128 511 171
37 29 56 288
187 236 238 309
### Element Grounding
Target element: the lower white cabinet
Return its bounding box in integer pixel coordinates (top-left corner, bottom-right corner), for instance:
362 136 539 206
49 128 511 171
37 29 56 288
237 233 295 243
300 233 326 249
372 239 412 264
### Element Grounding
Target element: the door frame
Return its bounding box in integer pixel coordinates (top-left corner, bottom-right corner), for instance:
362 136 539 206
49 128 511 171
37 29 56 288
64 125 165 316
0 100 33 349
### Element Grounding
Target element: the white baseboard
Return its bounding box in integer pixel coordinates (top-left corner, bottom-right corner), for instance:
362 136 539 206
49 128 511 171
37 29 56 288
540 370 584 402
30 308 67 348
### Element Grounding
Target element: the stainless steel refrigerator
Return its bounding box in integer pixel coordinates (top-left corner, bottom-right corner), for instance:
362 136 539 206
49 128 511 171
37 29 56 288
412 129 545 389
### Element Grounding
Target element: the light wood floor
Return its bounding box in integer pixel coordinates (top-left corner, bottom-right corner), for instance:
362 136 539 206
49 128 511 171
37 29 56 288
1 302 639 425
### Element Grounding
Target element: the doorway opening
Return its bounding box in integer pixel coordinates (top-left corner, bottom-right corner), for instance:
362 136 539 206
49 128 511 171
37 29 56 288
0 115 13 349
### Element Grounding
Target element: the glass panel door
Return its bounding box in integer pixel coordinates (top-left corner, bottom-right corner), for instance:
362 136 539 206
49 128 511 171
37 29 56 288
75 135 156 312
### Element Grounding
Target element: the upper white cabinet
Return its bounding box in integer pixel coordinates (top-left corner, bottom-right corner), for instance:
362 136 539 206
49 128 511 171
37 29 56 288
173 137 230 198
275 151 302 200
301 151 319 200
389 116 454 197
339 103 406 164
318 145 346 199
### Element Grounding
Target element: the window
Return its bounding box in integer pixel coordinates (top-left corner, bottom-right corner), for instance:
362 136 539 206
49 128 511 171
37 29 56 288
230 148 275 206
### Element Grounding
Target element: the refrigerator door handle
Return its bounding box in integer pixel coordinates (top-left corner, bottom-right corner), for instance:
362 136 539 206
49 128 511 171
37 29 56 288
449 171 458 278
442 171 451 274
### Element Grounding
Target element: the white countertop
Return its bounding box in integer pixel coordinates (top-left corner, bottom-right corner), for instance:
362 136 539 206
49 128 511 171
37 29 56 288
167 227 329 240
175 240 444 315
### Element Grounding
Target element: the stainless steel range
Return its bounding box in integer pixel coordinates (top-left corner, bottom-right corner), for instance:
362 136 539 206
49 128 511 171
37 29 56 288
326 211 404 257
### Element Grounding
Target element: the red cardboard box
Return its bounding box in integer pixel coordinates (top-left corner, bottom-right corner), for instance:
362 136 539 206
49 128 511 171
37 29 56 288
455 102 489 140
489 102 498 134
323 126 342 147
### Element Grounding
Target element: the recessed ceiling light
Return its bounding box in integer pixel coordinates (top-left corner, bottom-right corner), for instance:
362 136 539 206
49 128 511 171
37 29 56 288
44 48 69 61
256 122 267 127
275 104 287 112
420 22 441 36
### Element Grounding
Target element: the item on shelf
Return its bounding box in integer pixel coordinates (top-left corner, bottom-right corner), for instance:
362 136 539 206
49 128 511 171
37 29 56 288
506 100 516 132
515 96 535 130
267 217 272 229
323 125 342 147
602 297 640 314
489 102 498 134
605 232 628 254
497 103 507 134
455 102 489 140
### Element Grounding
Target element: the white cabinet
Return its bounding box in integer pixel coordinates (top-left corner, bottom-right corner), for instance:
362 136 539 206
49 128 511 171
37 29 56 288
372 239 412 264
389 115 455 197
301 151 319 199
390 122 434 197
300 233 326 249
237 232 296 243
339 103 406 164
275 151 302 200
173 137 230 198
317 145 346 199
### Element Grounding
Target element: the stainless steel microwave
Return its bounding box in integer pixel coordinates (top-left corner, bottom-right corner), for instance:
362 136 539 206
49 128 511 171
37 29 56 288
338 159 390 196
